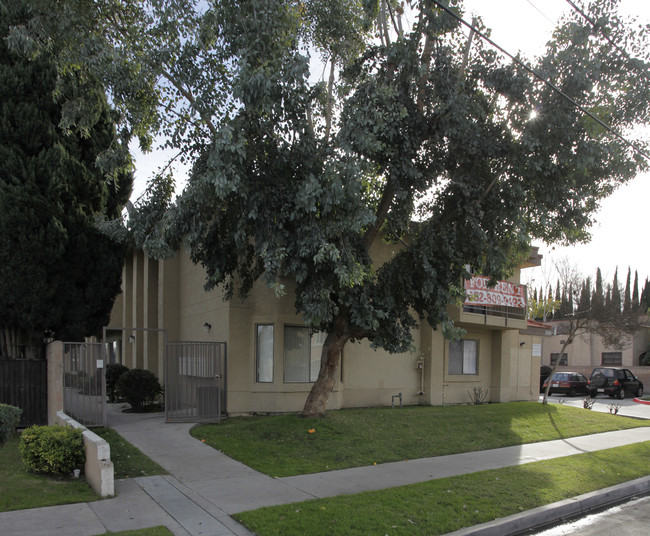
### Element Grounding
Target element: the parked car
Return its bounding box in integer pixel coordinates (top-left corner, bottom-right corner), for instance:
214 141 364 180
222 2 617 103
542 372 590 397
588 367 644 399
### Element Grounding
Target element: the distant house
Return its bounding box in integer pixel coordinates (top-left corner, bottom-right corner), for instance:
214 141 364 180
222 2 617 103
542 319 650 369
108 244 545 415
540 318 650 389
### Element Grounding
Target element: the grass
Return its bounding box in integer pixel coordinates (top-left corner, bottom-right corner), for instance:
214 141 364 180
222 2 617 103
94 427 167 479
192 401 650 476
0 427 165 512
235 441 650 536
0 435 97 512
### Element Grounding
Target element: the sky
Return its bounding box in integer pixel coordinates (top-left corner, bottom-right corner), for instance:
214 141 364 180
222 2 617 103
130 0 650 290
460 0 650 289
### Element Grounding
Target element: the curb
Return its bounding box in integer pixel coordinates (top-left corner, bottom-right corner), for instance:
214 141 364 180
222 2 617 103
633 397 650 405
443 475 650 536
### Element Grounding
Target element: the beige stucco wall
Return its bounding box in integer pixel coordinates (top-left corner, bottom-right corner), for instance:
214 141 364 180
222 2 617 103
46 341 64 425
541 322 636 368
110 246 541 414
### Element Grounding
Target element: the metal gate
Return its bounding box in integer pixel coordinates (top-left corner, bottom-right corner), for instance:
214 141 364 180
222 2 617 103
165 341 226 423
63 342 106 426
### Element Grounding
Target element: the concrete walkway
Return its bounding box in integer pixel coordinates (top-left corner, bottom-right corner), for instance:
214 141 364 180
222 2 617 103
1 401 649 536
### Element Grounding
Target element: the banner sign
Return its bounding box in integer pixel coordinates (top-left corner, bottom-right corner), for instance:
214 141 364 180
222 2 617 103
464 276 526 308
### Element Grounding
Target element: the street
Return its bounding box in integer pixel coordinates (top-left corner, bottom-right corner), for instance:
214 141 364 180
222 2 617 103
532 495 650 535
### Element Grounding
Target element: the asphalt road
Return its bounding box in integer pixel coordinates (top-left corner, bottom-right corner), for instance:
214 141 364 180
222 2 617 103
531 495 650 535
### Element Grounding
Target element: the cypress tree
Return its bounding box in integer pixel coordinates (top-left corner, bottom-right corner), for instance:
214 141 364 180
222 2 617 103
592 268 604 315
623 267 632 314
578 278 591 313
632 271 639 312
0 1 132 357
611 267 621 315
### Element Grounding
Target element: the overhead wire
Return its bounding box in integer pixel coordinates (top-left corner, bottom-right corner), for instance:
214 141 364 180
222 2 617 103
525 0 555 26
563 0 632 59
428 0 649 161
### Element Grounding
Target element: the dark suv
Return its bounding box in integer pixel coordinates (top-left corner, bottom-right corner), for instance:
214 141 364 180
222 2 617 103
588 367 644 399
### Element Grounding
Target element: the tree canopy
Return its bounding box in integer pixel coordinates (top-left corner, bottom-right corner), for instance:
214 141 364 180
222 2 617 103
13 0 650 412
0 0 132 358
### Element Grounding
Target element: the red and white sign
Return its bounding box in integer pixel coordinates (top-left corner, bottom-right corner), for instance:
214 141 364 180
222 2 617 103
464 276 526 308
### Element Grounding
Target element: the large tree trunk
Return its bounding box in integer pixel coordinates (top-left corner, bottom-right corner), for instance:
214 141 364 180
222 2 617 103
302 331 349 416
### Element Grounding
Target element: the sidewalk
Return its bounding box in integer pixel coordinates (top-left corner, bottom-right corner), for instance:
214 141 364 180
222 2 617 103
1 402 649 536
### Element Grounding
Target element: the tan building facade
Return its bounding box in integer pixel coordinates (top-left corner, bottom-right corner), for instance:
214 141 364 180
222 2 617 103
109 246 545 415
540 320 650 388
541 321 649 369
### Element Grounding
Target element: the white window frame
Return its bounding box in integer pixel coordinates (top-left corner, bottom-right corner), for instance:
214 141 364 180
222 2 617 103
283 326 324 383
449 339 478 375
256 324 274 383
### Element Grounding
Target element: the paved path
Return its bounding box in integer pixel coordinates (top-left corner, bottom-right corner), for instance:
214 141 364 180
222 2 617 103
1 401 649 536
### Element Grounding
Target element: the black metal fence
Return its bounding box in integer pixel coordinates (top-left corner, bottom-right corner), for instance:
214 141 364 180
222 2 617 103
0 359 47 426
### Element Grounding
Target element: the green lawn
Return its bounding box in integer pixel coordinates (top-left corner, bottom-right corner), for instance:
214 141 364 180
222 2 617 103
0 435 97 512
235 441 650 536
0 427 165 512
192 401 650 476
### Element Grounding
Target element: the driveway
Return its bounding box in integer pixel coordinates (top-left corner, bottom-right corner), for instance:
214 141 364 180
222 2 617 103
539 394 650 420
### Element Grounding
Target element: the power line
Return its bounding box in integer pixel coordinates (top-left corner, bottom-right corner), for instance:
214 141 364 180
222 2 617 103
563 0 631 59
428 0 649 161
525 0 555 26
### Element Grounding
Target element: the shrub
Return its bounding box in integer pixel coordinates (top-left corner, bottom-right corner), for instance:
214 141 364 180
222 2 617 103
19 425 85 475
106 363 129 402
0 404 22 444
117 368 162 412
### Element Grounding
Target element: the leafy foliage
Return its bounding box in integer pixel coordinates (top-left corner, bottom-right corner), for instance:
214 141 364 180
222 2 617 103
0 0 133 357
19 425 85 475
117 369 162 412
105 363 129 403
0 404 22 444
19 0 650 413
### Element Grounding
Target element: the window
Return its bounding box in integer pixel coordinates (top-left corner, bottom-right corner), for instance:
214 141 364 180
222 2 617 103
284 326 324 382
449 339 478 375
256 325 274 383
550 353 568 366
601 352 622 365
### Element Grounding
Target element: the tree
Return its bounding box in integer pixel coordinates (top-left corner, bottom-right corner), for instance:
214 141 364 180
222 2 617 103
592 268 605 315
632 271 640 312
0 1 132 358
611 267 621 314
623 267 632 314
16 1 650 414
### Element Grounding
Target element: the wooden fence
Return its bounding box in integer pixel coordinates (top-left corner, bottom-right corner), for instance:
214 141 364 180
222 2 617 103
0 359 47 426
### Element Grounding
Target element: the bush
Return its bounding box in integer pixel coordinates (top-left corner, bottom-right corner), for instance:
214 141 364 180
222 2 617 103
106 363 129 402
0 404 22 444
117 368 162 412
19 425 85 475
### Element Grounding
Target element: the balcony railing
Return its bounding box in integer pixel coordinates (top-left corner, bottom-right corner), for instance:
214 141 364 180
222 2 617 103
462 303 527 321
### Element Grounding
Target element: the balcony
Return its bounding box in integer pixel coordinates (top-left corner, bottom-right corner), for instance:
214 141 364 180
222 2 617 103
448 275 528 329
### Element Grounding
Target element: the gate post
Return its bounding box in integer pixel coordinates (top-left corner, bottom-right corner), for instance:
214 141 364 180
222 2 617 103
46 341 64 425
